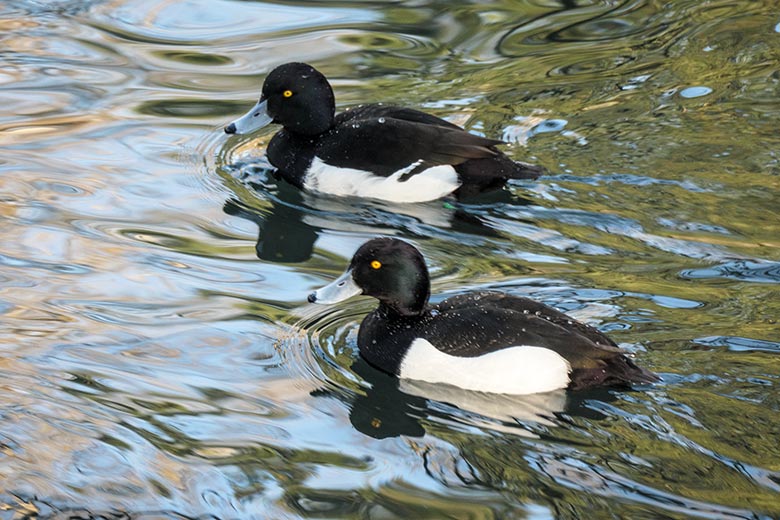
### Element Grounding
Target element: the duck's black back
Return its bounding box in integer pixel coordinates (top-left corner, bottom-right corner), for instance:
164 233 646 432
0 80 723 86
317 104 504 176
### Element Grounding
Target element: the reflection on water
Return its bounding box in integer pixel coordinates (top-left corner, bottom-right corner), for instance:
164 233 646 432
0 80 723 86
1 0 779 517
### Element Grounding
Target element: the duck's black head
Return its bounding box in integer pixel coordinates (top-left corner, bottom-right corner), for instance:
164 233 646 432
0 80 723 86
225 62 335 137
309 238 431 316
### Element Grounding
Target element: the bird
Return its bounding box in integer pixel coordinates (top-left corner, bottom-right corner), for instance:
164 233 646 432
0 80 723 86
224 62 543 203
308 237 659 395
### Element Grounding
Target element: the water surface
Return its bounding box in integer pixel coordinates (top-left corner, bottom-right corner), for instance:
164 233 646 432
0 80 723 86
1 0 779 517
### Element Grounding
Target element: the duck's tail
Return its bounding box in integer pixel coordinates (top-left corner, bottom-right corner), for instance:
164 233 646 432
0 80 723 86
454 155 545 198
570 355 661 391
509 159 545 180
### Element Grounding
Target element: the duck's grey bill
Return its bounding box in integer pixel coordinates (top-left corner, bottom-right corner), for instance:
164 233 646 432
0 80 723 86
308 270 361 304
225 99 273 135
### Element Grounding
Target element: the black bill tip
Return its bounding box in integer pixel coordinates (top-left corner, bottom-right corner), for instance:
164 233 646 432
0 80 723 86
307 292 317 303
224 123 237 134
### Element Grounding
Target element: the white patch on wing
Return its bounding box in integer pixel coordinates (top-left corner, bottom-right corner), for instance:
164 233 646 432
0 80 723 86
303 157 460 203
399 338 571 395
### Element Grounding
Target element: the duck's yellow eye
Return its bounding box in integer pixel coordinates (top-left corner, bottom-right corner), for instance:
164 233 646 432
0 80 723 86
370 260 382 270
283 90 293 98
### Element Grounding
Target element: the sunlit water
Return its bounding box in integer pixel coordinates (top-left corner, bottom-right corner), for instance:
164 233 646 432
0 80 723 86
1 0 779 517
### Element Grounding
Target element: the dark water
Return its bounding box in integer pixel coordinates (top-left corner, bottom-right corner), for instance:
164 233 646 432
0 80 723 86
2 0 779 517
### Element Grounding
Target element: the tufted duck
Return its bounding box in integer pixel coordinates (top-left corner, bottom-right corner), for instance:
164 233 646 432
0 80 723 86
308 238 660 395
225 62 544 203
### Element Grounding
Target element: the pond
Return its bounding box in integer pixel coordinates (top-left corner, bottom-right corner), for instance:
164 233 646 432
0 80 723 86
1 0 779 517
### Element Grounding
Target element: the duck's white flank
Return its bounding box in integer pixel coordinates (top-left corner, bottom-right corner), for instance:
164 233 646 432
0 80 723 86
303 157 460 203
399 339 572 395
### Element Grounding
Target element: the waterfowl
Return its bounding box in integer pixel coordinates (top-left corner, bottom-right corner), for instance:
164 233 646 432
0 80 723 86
224 62 543 203
308 238 659 395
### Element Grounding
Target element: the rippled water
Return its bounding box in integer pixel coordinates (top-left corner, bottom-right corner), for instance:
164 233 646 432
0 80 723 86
1 0 779 517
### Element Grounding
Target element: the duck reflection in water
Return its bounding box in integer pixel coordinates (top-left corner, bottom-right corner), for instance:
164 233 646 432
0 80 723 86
222 159 532 264
340 358 616 439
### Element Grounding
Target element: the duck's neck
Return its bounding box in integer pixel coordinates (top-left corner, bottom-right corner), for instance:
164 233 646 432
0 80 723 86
378 301 428 319
288 115 333 137
378 272 430 318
